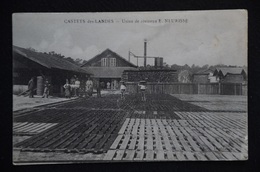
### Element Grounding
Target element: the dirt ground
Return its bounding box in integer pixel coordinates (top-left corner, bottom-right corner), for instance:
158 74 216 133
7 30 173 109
173 94 247 111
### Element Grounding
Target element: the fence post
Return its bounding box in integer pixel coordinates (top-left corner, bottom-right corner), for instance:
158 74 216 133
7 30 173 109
218 83 221 95
240 83 242 95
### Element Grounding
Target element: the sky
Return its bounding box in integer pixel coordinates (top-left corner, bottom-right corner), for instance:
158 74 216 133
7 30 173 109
13 10 247 67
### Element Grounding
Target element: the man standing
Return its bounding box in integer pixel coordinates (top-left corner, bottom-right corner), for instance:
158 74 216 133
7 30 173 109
42 79 51 98
96 80 101 98
28 77 34 98
107 82 111 89
75 78 80 97
85 78 93 96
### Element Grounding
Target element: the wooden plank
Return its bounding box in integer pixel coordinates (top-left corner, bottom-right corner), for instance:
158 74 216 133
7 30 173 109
20 123 50 132
137 136 144 150
35 123 57 133
179 136 192 151
118 118 130 134
232 152 246 160
145 119 151 126
156 150 165 160
14 123 38 131
222 152 237 160
213 152 226 160
13 122 29 129
179 120 188 127
146 126 153 135
162 119 168 126
128 136 137 150
113 150 125 160
170 135 182 151
145 150 154 160
151 119 156 126
123 150 135 160
110 135 123 149
31 123 57 133
155 135 163 150
179 127 190 137
198 130 223 151
132 124 139 135
163 136 172 151
103 150 117 160
172 127 182 136
199 136 216 151
134 150 144 160
125 119 135 135
120 135 131 149
156 119 164 127
205 152 218 160
159 125 168 136
194 152 207 160
27 123 52 132
185 152 196 160
153 126 159 136
146 135 154 150
172 120 181 127
166 151 176 160
175 152 186 160
166 126 176 137
186 136 201 152
139 121 145 136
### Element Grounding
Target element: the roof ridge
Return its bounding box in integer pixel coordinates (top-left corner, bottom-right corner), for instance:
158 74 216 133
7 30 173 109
81 48 137 68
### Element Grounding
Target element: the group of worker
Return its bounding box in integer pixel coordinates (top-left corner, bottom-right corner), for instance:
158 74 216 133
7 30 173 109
28 76 147 101
27 77 51 98
63 77 93 99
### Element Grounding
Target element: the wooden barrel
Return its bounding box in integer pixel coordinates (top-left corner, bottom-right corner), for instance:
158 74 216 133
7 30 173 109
37 76 44 95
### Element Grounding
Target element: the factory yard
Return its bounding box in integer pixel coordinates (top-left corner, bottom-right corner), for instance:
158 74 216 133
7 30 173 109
13 93 247 163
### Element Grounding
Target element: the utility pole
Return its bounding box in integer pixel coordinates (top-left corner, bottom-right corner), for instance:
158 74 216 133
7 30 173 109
128 50 130 62
144 39 147 68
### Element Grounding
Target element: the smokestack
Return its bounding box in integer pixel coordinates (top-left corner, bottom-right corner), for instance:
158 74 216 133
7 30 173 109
144 39 147 68
128 51 130 62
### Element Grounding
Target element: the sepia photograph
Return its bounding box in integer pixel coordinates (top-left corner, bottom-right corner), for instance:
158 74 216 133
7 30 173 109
12 10 247 164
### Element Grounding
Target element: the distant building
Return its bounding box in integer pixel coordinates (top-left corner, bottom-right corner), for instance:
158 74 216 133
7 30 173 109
213 67 247 83
13 45 91 95
193 69 218 83
81 49 138 89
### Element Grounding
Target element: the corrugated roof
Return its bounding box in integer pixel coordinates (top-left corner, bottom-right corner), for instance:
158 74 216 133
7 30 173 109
13 45 91 75
81 67 138 78
216 67 245 76
81 49 137 68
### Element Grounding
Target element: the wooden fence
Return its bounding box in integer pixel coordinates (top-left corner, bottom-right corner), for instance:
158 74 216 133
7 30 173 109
125 82 247 95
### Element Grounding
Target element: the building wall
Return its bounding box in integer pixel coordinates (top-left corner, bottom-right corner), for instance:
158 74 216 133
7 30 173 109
222 74 245 83
86 53 133 67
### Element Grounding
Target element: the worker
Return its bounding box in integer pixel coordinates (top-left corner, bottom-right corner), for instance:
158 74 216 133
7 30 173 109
28 77 35 98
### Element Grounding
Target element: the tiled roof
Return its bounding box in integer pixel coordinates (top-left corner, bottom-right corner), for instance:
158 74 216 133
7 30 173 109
13 46 91 74
216 67 245 76
81 67 138 78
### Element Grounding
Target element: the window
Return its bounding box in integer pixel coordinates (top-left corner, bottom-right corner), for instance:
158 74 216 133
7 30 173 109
110 58 116 67
101 58 108 67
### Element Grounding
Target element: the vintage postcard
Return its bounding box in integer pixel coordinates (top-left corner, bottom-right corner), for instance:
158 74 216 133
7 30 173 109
13 10 247 164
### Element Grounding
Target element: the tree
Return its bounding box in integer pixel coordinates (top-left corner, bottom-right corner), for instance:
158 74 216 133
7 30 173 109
178 70 192 83
27 47 37 52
